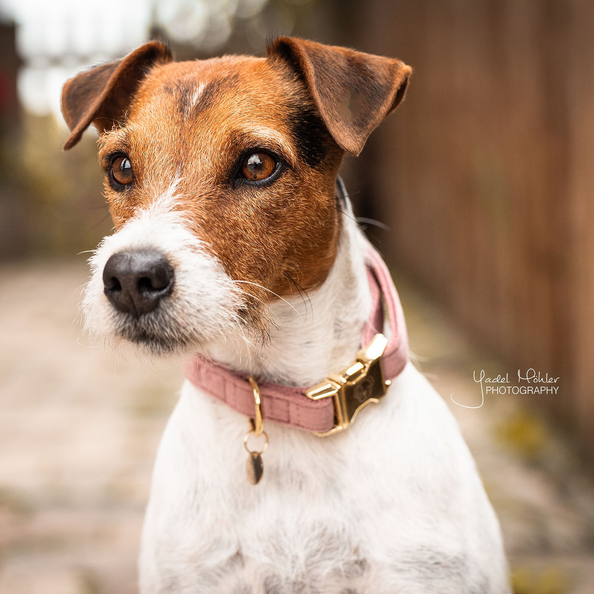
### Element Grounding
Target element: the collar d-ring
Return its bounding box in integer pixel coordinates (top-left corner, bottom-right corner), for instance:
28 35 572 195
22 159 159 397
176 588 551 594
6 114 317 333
248 376 264 437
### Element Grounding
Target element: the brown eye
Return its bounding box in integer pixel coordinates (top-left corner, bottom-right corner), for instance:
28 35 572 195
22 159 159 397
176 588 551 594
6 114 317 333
110 155 133 187
240 152 276 182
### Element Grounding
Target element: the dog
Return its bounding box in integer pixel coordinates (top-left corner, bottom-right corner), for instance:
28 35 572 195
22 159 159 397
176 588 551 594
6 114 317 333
61 38 510 593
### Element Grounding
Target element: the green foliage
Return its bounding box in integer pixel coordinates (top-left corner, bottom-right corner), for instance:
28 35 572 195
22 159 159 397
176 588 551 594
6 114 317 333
495 410 549 462
511 565 568 594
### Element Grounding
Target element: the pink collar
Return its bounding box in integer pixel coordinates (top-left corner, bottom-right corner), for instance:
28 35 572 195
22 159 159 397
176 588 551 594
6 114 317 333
184 244 409 435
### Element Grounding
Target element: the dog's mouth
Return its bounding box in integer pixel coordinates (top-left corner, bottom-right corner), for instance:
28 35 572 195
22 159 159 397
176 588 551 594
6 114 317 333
101 287 267 358
109 306 199 355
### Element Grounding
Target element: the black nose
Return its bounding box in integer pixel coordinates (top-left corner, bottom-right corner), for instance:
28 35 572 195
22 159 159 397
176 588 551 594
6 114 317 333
102 250 174 317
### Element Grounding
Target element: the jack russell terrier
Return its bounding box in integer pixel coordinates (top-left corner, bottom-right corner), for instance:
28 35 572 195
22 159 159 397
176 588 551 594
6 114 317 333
61 38 509 593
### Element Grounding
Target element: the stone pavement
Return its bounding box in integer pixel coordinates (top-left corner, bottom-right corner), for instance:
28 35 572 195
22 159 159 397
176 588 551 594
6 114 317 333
0 260 593 594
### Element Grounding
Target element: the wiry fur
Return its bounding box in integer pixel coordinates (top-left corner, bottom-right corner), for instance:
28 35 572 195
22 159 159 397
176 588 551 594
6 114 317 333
207 197 372 387
138 207 509 593
84 185 244 355
62 38 510 594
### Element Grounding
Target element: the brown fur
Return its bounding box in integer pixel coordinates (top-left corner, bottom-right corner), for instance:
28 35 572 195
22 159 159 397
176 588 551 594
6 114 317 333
268 38 411 156
61 38 411 321
61 42 172 150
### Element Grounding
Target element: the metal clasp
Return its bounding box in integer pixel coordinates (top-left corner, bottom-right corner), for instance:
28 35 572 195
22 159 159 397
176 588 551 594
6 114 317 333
305 334 391 436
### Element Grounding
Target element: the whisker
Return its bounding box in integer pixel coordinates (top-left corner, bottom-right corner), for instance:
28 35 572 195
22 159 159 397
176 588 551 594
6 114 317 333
233 287 271 314
233 280 302 319
283 272 313 321
356 217 390 231
336 206 382 243
89 212 112 229
230 291 275 356
335 205 357 223
234 321 256 352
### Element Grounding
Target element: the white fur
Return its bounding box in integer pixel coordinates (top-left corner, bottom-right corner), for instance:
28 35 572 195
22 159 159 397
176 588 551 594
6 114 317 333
207 199 371 387
85 190 509 593
84 187 243 355
243 127 297 166
191 83 206 108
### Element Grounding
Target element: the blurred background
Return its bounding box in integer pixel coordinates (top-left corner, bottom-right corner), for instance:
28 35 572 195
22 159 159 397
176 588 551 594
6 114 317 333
1 0 594 593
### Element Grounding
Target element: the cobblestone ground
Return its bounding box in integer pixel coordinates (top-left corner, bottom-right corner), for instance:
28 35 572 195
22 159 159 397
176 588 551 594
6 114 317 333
1 260 593 594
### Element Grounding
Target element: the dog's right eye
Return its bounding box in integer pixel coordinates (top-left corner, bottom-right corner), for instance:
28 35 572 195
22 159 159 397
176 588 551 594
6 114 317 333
236 151 282 187
241 153 276 181
109 155 134 189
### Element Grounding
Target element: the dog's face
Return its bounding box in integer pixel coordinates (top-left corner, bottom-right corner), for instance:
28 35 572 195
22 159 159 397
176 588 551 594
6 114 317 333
62 39 410 355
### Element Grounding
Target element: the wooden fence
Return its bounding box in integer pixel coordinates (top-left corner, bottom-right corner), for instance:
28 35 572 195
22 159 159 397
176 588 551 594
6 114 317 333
338 0 594 460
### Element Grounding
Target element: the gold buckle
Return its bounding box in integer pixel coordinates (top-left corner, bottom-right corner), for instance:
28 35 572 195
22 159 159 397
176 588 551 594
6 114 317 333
305 334 391 436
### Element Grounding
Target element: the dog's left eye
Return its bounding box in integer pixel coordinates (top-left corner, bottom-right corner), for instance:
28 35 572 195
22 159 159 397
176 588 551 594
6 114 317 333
240 152 277 182
109 155 134 189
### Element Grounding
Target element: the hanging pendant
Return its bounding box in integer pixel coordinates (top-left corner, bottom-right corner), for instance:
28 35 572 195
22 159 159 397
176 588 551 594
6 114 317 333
243 377 268 485
246 452 264 485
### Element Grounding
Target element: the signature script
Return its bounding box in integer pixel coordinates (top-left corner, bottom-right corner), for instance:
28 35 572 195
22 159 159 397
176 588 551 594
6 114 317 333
450 369 560 409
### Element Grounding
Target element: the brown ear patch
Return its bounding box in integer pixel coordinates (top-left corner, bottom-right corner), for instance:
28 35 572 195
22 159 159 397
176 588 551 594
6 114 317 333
268 37 411 156
61 41 172 150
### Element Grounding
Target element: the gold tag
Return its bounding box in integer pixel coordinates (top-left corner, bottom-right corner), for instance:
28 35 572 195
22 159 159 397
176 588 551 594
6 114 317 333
246 452 264 485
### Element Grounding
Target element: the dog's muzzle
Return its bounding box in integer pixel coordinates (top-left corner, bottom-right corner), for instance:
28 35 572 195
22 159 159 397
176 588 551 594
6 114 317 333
102 250 174 318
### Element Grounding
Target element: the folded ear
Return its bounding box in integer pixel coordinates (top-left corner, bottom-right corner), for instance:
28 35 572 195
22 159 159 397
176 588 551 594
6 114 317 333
61 41 172 150
267 37 411 156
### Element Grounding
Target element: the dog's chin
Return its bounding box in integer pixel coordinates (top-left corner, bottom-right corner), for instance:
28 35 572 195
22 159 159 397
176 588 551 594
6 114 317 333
84 299 243 359
113 317 201 357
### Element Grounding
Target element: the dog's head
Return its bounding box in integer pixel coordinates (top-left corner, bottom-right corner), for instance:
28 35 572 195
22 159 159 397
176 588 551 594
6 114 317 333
62 38 411 355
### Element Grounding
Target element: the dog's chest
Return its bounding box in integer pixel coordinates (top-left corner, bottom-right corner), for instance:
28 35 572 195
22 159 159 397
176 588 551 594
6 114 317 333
140 366 504 594
143 386 382 591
